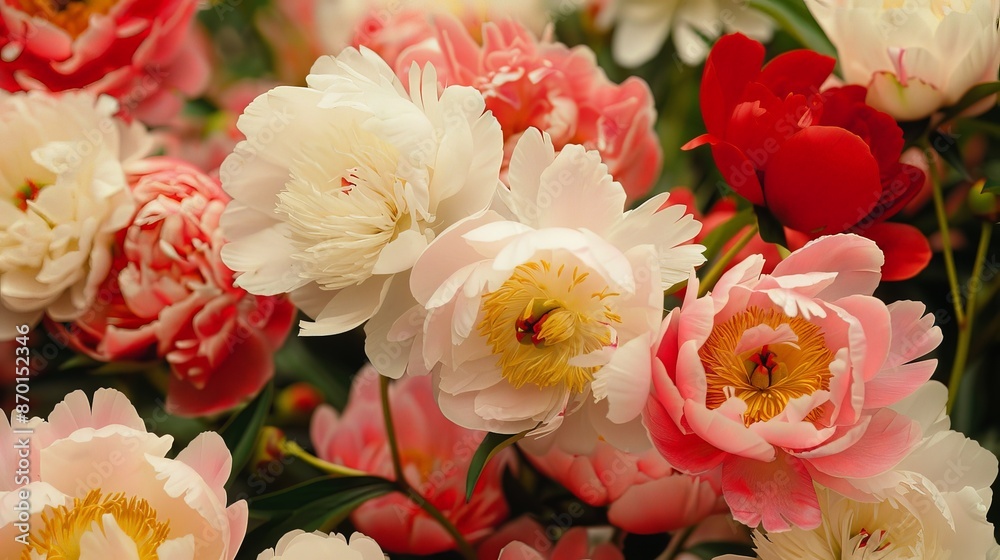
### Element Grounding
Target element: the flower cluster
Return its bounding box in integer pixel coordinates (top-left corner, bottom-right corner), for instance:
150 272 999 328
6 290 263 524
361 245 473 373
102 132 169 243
4 0 1000 559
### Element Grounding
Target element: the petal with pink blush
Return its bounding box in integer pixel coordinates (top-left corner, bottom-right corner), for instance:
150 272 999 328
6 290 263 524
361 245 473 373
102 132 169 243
644 398 728 474
805 408 919 479
174 433 233 505
770 234 884 300
721 453 821 532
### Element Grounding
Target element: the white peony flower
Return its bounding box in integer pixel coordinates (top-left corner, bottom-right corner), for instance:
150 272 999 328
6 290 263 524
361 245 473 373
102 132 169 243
595 0 774 67
220 47 503 346
257 530 387 559
718 381 1000 560
805 0 1000 121
0 91 150 337
405 128 705 452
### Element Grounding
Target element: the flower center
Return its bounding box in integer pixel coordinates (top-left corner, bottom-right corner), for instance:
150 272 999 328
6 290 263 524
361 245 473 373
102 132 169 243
700 307 834 426
21 489 170 560
12 0 119 37
12 179 45 211
478 259 621 393
277 132 413 290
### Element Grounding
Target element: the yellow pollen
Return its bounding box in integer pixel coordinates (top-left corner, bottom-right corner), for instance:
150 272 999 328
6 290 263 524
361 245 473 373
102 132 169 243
22 489 171 560
699 307 834 426
478 259 621 393
14 0 120 37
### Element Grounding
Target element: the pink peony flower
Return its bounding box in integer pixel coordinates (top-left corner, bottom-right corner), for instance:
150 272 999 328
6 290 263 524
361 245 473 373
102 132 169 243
0 388 247 559
0 0 209 125
311 366 512 555
393 15 662 202
524 439 724 534
61 157 295 417
478 518 624 560
645 234 942 532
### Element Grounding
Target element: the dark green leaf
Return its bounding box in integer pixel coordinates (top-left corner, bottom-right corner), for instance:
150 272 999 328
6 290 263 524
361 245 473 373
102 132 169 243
466 430 530 501
249 475 395 514
700 209 755 263
754 206 788 248
937 81 1000 125
275 335 351 410
237 480 394 560
685 541 757 559
930 131 972 181
748 0 836 56
983 183 1000 195
221 383 274 485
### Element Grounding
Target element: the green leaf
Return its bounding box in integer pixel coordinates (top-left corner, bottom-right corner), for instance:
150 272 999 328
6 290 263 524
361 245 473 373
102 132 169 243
754 205 788 248
684 541 757 559
249 475 394 515
930 131 972 181
983 183 1000 195
748 0 836 57
237 479 394 560
274 335 351 410
221 383 274 485
466 430 530 501
937 81 1000 125
700 209 755 263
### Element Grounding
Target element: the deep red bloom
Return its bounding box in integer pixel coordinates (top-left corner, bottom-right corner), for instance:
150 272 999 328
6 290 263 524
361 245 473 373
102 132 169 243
684 33 930 280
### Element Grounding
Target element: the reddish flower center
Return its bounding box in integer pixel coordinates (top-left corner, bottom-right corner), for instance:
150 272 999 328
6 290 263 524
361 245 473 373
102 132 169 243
12 0 119 37
12 179 44 211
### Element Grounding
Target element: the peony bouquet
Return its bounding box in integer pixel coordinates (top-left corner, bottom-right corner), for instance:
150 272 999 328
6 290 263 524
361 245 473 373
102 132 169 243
2 0 1000 558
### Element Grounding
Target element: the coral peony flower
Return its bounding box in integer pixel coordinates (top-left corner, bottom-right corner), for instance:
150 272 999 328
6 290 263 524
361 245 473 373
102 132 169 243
220 47 503 354
719 382 1000 559
0 91 150 338
0 0 208 125
395 15 662 203
590 0 774 67
684 33 931 280
406 129 704 450
60 157 295 417
311 366 511 555
645 234 942 532
479 518 623 560
805 0 1000 121
0 388 247 559
316 0 552 60
524 439 724 534
257 530 386 559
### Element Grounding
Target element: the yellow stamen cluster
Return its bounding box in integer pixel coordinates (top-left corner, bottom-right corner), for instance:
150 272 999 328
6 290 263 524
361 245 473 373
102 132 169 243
700 306 834 426
22 489 170 560
478 260 621 393
16 0 119 38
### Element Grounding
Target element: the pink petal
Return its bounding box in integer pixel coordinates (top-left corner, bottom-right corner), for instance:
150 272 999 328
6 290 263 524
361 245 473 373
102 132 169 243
805 408 919 479
721 452 821 532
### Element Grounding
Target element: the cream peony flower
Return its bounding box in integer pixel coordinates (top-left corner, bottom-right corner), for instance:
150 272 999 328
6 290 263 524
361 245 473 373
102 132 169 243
594 0 774 67
405 129 705 452
0 388 247 559
220 47 503 348
718 382 1000 560
257 530 386 559
805 0 1000 121
0 91 151 337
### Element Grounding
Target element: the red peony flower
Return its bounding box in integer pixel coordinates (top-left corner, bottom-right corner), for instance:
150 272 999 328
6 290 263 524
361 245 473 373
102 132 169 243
683 33 930 280
59 157 295 417
0 0 208 125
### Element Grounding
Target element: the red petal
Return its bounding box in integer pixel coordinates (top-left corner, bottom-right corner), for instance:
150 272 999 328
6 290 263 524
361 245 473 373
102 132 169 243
700 33 765 138
712 141 766 206
644 398 728 474
758 49 836 98
764 126 882 235
859 222 932 281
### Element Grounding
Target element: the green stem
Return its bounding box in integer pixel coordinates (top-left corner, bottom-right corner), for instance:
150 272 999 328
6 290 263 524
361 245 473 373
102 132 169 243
948 222 993 413
280 440 367 477
379 377 477 560
698 224 760 298
928 148 966 326
656 524 696 560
